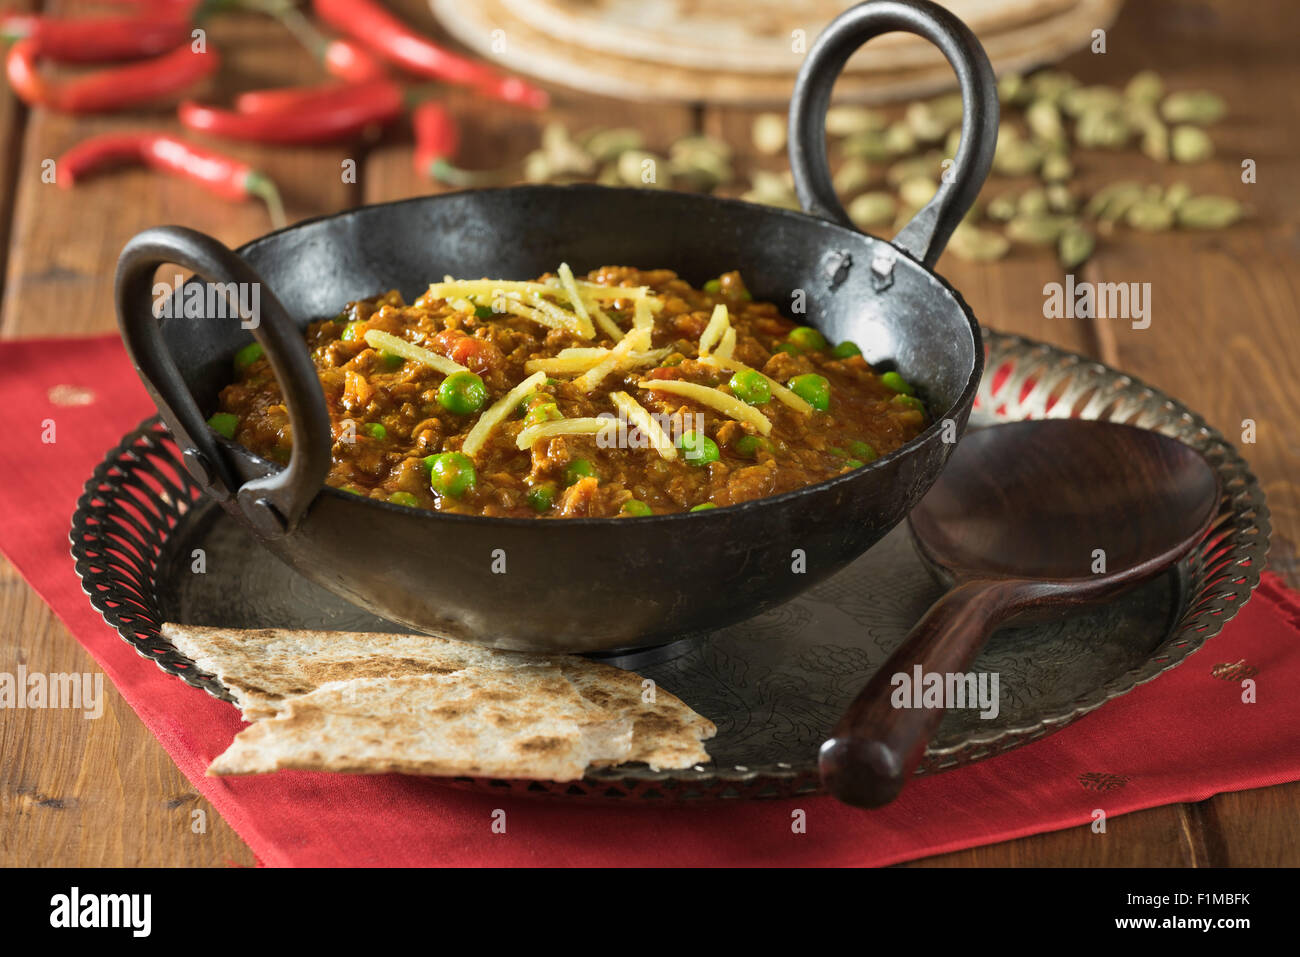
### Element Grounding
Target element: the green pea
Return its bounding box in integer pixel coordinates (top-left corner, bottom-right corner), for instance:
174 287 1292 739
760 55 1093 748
524 401 562 426
438 371 488 415
729 369 771 406
703 278 722 293
527 482 556 512
660 355 684 367
425 452 477 498
844 458 866 469
363 422 387 440
830 341 862 359
380 350 404 370
828 446 846 457
734 434 774 458
849 440 878 462
892 394 925 412
564 458 598 486
772 342 802 355
546 377 562 387
340 485 365 496
678 430 720 466
207 412 238 439
387 491 420 508
621 500 653 517
234 341 263 371
474 305 494 320
690 503 718 512
341 321 366 343
787 326 828 351
788 373 831 411
880 371 914 395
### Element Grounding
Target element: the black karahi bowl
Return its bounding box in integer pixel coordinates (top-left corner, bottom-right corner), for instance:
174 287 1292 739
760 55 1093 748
114 0 997 653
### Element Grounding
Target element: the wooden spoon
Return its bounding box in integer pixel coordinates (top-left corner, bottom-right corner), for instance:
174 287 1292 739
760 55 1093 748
819 420 1220 808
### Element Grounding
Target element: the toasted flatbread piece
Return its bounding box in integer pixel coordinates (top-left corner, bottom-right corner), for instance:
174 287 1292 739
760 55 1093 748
163 624 715 772
558 660 714 770
162 624 547 720
208 668 634 782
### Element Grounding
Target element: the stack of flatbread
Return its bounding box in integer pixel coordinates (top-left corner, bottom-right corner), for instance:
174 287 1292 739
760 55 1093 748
430 0 1125 105
163 624 715 782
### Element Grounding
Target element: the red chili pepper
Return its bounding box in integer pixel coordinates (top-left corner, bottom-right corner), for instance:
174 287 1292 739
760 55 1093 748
6 39 219 113
179 79 404 144
411 101 510 188
0 12 194 62
312 0 548 109
233 81 354 115
57 131 285 227
322 37 386 82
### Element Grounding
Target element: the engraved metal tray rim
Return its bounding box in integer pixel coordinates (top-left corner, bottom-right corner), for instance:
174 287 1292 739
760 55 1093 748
70 330 1270 801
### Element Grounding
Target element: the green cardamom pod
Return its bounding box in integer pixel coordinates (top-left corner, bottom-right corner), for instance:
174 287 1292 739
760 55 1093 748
1040 151 1073 182
751 113 786 156
1006 214 1071 245
1026 99 1066 145
947 224 1011 262
998 72 1029 105
1087 182 1144 221
1075 108 1130 149
842 130 889 162
1160 90 1226 125
1046 183 1075 213
1061 85 1124 118
584 128 644 162
1171 125 1214 163
1163 182 1192 211
1027 70 1080 105
993 138 1042 176
1018 187 1049 216
898 176 938 209
848 191 897 228
832 158 873 196
1058 223 1096 270
886 153 943 187
1176 195 1243 229
1124 70 1164 105
883 121 918 156
826 106 886 136
1140 122 1170 162
1125 199 1175 231
987 194 1018 222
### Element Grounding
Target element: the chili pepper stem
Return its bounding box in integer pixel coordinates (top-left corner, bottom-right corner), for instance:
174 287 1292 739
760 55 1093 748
245 170 287 229
426 158 501 188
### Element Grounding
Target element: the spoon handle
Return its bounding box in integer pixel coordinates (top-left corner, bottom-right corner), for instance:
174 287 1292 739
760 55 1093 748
819 579 1028 808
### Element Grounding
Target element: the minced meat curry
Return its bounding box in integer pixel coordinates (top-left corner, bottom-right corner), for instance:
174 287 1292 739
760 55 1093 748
209 266 928 518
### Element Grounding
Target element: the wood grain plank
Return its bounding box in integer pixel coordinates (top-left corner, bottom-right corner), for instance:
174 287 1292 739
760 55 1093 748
902 804 1197 867
0 559 257 866
1059 0 1300 868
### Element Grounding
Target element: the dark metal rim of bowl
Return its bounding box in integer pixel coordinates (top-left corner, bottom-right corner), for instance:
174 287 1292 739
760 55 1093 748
69 330 1271 802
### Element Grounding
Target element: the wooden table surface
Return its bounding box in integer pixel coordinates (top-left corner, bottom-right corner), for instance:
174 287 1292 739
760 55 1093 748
2 0 1297 867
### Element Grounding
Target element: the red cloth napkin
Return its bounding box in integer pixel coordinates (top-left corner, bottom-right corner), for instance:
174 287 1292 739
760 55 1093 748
3 334 1298 867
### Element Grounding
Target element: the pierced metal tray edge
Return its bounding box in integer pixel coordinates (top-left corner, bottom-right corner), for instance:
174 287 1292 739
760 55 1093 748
69 330 1271 801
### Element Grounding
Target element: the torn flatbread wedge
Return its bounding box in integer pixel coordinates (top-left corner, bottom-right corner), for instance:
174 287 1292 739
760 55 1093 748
163 624 545 720
163 624 716 773
208 667 634 782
